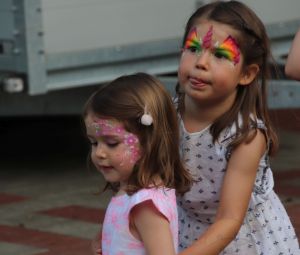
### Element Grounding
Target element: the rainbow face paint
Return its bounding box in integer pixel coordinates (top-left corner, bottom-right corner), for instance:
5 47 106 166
214 36 240 65
184 27 202 53
183 25 241 65
183 26 213 52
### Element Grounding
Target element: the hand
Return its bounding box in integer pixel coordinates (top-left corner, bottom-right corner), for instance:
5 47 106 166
91 230 102 255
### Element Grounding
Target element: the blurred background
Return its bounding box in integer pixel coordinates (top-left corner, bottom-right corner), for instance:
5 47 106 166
1 0 300 254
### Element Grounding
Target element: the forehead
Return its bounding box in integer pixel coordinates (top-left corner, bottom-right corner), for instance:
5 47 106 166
191 20 239 42
85 115 125 136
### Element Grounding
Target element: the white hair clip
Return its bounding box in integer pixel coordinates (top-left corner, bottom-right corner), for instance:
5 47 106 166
140 106 153 126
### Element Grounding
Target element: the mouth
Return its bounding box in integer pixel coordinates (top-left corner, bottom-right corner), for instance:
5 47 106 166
99 165 113 172
189 77 210 88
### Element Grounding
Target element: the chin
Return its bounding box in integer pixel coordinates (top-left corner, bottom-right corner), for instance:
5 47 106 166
103 175 120 184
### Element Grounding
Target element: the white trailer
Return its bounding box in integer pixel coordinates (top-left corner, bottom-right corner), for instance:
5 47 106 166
0 0 299 116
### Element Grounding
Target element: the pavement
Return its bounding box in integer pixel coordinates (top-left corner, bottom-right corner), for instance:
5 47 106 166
1 109 300 255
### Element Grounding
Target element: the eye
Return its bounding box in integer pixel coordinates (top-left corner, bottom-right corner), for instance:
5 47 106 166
214 49 230 60
186 46 201 54
105 139 120 148
214 52 225 59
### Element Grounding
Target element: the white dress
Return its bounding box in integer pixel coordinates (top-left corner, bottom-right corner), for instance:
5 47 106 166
177 118 300 255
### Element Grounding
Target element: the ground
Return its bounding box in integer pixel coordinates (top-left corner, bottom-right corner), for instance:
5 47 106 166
0 109 300 255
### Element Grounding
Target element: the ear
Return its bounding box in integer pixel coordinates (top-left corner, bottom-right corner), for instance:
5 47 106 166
239 64 259 86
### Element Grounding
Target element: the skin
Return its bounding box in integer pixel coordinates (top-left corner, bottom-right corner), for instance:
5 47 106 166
85 113 176 255
85 114 141 189
178 20 254 129
130 200 176 255
285 28 300 81
178 20 264 255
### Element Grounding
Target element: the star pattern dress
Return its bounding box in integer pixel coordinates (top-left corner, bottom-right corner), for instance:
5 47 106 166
177 118 300 255
102 187 178 255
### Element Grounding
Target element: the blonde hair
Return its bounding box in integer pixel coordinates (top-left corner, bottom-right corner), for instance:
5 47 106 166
83 73 192 195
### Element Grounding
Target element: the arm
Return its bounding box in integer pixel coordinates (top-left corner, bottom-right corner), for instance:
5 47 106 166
91 229 102 255
285 28 300 80
130 200 176 255
179 129 266 255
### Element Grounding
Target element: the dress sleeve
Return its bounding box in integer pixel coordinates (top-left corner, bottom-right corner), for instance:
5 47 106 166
128 188 177 223
216 116 269 159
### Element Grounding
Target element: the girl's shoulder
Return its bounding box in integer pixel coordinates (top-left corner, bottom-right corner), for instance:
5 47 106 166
220 115 266 142
129 187 176 208
214 116 267 159
128 187 177 221
131 187 176 203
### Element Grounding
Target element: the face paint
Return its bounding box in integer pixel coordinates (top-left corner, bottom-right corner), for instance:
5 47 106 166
90 119 141 164
202 25 213 49
214 36 240 65
122 132 140 164
184 26 214 52
183 27 202 53
92 119 123 136
183 25 241 67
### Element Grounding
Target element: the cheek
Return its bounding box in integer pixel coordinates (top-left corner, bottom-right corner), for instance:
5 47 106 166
178 57 188 76
178 65 187 86
118 145 141 164
212 57 236 69
90 150 98 165
114 152 126 162
122 133 141 164
210 63 235 81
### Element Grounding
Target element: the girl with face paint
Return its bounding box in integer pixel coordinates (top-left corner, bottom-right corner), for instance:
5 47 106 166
83 73 192 255
176 1 299 254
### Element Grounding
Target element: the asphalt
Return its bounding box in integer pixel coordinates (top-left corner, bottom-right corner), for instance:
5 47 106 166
1 109 300 255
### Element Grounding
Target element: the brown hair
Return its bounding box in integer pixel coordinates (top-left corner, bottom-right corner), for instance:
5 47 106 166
176 0 278 155
84 73 192 195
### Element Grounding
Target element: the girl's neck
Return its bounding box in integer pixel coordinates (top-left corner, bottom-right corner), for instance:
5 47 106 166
117 176 164 196
182 94 235 133
116 181 128 196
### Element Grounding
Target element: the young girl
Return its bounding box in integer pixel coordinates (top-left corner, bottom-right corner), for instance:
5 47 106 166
176 1 300 254
83 73 192 255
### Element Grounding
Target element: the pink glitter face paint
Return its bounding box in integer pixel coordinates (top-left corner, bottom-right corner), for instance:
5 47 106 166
214 36 240 65
91 119 141 164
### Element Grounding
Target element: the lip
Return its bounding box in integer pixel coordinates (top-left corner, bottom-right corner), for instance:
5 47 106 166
189 77 210 88
99 165 114 172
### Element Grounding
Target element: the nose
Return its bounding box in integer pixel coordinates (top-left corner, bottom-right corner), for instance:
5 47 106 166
195 50 210 70
95 143 107 159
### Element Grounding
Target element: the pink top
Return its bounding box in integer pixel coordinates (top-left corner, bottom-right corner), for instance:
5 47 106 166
101 187 178 255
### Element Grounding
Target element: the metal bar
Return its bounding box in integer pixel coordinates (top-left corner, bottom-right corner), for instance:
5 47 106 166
46 38 181 71
268 80 300 109
16 0 47 95
46 55 179 91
